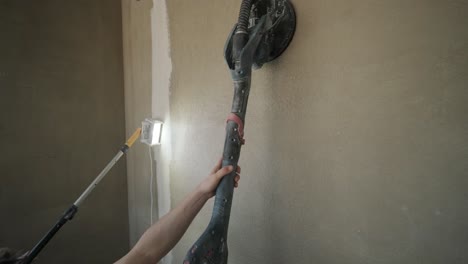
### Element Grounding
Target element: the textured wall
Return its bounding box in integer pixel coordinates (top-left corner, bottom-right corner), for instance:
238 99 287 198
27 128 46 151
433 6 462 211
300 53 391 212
166 0 468 263
121 0 155 247
121 3 173 264
0 1 129 263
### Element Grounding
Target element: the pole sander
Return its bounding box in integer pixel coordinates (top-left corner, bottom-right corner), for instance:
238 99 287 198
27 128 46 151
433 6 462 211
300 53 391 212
183 0 296 263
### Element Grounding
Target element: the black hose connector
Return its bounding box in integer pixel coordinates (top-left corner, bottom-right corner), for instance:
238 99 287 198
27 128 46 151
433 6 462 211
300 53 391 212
233 0 254 64
236 0 252 34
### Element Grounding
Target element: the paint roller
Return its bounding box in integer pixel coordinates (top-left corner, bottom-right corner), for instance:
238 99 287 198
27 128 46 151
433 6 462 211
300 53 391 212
20 119 162 264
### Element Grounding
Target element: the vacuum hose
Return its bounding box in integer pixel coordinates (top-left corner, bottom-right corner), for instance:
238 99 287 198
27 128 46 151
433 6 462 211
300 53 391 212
233 0 253 66
236 0 253 34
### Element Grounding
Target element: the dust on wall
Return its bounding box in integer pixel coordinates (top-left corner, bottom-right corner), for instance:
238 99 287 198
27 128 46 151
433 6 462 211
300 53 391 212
122 3 173 264
122 0 154 247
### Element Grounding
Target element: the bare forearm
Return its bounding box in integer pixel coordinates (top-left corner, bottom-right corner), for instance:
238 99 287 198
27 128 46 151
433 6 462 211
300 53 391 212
118 187 209 264
115 163 238 264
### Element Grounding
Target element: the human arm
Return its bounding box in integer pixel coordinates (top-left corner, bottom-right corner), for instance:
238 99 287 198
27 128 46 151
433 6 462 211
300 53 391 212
115 160 240 264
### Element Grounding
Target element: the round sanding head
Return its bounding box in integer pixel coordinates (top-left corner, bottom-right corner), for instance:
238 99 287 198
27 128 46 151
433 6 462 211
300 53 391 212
252 0 296 68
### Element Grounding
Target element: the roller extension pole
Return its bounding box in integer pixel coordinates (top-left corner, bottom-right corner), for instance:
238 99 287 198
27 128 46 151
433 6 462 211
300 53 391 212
22 128 142 264
184 0 296 263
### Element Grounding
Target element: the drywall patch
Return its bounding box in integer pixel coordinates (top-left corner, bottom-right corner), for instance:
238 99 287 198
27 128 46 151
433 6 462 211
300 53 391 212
151 0 173 263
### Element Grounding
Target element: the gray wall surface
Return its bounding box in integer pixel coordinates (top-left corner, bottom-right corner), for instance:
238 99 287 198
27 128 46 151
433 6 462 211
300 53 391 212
0 1 129 263
166 0 468 263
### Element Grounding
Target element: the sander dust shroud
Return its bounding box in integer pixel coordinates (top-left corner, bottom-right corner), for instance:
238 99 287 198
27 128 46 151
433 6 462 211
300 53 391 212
183 0 296 263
